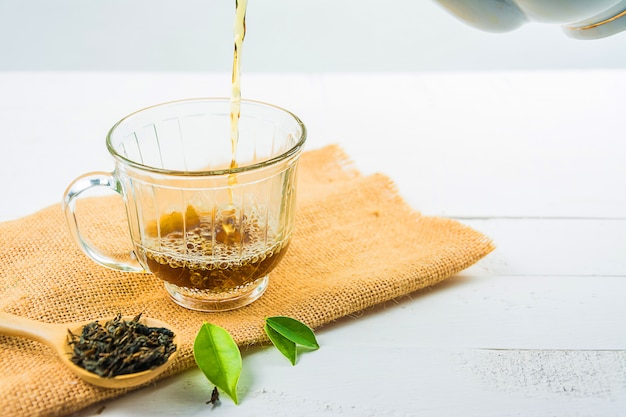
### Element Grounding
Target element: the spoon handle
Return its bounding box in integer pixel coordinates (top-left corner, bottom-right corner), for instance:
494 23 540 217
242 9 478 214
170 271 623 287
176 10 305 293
0 311 63 347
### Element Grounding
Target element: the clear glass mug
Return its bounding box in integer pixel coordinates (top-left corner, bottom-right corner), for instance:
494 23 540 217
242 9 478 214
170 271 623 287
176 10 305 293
63 98 306 311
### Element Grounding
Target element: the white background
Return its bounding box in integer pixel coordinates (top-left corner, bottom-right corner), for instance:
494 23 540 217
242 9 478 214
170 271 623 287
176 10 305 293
1 0 626 72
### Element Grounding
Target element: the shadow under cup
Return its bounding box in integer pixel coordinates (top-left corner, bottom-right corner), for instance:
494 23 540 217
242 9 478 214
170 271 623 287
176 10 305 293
63 98 307 311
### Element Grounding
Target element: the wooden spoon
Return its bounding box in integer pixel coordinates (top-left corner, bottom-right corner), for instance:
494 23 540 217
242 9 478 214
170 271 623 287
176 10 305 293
0 311 179 389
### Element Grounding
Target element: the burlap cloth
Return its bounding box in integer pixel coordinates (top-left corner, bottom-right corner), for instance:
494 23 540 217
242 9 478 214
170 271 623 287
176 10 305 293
0 145 494 417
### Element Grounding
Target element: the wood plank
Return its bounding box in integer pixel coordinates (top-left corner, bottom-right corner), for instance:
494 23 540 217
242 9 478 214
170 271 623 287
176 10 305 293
2 72 626 220
70 346 626 417
462 218 626 277
318 274 626 350
317 71 626 219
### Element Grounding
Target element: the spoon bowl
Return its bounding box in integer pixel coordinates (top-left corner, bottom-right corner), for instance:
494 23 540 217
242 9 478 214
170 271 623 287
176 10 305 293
0 311 179 389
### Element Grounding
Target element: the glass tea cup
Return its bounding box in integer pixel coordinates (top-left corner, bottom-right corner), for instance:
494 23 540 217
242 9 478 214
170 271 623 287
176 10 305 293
63 98 306 311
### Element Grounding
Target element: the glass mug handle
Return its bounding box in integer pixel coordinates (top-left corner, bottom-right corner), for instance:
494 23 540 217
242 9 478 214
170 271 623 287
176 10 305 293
62 172 144 273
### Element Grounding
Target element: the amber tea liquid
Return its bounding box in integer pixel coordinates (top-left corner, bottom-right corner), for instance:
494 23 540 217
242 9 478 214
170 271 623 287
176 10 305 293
137 206 289 294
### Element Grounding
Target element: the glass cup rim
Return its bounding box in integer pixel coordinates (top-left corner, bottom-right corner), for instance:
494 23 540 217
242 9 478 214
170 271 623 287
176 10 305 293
105 97 307 177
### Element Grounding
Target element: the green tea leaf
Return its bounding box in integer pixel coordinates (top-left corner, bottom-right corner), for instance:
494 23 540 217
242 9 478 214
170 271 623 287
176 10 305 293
193 322 241 404
264 323 297 365
265 316 319 349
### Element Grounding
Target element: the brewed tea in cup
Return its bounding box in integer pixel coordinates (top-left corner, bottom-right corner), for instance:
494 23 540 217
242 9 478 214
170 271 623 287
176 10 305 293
63 98 306 311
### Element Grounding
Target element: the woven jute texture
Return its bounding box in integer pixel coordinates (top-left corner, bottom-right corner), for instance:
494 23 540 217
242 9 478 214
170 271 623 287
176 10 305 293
0 145 494 417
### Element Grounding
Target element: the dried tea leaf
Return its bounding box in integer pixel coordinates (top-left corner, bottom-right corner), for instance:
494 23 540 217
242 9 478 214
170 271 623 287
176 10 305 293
265 316 319 349
194 323 241 404
264 323 297 365
68 314 176 377
206 386 220 405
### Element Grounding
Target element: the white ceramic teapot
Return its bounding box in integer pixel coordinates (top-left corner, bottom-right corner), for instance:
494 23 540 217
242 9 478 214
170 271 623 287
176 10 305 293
433 0 626 39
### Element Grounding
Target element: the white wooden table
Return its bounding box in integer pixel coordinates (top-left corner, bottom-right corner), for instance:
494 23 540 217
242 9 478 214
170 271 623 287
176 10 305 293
1 71 625 416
